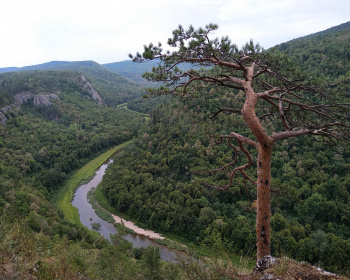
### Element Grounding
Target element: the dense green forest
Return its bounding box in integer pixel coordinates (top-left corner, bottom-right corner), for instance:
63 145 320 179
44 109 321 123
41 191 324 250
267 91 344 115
98 22 350 275
101 87 350 273
0 60 144 106
272 21 350 79
0 21 350 279
0 69 170 278
0 69 147 193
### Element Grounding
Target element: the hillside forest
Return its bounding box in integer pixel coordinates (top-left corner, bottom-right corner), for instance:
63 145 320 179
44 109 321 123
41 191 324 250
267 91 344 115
0 21 350 279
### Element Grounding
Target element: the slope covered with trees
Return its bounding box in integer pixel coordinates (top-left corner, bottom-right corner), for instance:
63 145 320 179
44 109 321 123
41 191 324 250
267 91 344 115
272 21 350 79
0 69 147 191
99 22 350 275
0 61 143 106
0 69 167 278
101 85 350 273
1 21 350 279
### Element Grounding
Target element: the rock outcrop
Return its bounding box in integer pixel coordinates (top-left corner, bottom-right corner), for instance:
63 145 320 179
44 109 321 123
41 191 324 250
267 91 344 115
0 105 20 126
33 94 59 106
0 111 7 126
76 75 104 105
14 91 59 106
0 92 60 126
254 255 277 273
13 92 34 105
0 75 103 126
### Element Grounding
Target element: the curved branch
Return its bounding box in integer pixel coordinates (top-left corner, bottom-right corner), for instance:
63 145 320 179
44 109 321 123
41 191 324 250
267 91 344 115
204 140 256 192
271 123 350 143
271 128 311 142
278 93 291 130
220 132 258 148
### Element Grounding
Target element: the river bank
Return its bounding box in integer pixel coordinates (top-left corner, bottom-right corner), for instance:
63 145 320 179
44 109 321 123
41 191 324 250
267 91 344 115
55 140 133 224
87 185 165 240
111 214 164 239
54 140 193 262
70 151 180 261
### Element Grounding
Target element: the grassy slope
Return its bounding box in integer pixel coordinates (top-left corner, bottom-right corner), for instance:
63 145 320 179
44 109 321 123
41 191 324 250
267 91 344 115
55 140 133 224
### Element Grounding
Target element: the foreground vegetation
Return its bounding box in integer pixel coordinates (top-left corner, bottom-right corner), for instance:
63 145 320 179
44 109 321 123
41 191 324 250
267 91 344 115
1 21 350 279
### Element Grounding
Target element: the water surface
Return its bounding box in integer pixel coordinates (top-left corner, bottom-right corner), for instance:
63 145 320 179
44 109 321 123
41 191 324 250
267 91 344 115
71 159 180 262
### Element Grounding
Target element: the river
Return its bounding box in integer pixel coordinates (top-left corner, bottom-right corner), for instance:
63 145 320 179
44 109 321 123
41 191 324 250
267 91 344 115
71 158 180 262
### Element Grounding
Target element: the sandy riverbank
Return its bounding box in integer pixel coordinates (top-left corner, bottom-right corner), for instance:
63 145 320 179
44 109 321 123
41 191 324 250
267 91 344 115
112 214 164 240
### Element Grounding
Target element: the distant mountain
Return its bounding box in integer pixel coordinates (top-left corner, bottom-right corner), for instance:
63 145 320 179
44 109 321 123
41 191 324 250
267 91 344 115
272 21 350 78
0 61 143 106
1 20 350 279
103 59 200 85
292 21 350 40
103 59 160 85
0 67 19 73
0 61 79 72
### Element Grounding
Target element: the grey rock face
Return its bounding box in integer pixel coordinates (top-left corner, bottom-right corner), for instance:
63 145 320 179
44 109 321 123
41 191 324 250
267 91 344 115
0 92 60 125
13 92 34 105
33 94 59 106
0 105 20 126
77 75 104 105
13 92 59 106
0 111 6 126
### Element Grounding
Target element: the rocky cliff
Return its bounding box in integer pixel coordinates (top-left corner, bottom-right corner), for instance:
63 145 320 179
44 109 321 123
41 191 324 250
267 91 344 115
0 92 60 125
0 74 104 125
13 91 59 106
75 75 104 105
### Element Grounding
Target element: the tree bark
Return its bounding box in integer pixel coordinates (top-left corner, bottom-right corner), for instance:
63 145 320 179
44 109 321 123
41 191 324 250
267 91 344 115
256 142 273 259
241 76 274 259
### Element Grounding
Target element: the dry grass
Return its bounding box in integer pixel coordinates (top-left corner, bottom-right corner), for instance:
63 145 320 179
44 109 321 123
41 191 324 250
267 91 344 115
237 257 349 280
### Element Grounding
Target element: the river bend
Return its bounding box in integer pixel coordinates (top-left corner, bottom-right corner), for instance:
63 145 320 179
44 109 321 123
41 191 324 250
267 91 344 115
71 158 179 262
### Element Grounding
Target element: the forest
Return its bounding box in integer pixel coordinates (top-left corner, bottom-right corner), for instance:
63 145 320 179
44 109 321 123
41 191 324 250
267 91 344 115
0 21 349 279
101 85 350 272
100 21 350 274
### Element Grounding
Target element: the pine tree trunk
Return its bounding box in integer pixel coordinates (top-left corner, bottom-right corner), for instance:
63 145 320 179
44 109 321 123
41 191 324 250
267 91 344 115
256 143 273 259
241 79 274 259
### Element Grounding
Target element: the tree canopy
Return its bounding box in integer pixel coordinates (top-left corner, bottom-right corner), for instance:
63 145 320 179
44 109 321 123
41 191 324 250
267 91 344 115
130 23 350 260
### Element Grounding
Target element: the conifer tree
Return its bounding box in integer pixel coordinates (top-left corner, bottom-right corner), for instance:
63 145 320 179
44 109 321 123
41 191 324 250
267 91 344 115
130 24 350 260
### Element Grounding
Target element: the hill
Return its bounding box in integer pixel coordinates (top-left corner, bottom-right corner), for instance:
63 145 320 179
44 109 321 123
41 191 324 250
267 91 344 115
103 59 160 85
0 21 350 279
272 21 350 78
104 58 202 86
0 60 143 106
97 21 350 277
0 66 151 278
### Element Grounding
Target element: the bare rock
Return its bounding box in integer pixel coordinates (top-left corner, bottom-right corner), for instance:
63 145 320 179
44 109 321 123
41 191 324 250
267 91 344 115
33 94 59 106
77 75 104 105
13 91 34 105
254 255 276 273
13 91 59 106
0 105 20 126
0 111 6 125
0 92 60 125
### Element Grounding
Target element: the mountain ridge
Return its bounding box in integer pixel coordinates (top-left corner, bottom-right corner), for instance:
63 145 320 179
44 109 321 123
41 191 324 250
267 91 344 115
0 60 144 106
0 20 350 279
1 21 349 77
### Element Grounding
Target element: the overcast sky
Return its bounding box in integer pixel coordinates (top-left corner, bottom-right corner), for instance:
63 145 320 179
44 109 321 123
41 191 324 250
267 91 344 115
0 0 349 68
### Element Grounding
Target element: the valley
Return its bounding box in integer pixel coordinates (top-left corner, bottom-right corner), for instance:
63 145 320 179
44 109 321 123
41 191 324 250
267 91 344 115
0 21 350 279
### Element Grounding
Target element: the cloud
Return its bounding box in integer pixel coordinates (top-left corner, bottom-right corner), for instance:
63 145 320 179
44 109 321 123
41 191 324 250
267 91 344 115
0 0 349 67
